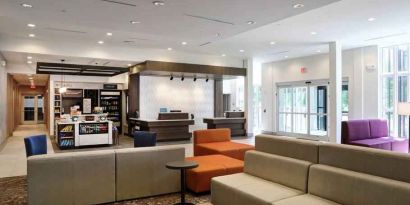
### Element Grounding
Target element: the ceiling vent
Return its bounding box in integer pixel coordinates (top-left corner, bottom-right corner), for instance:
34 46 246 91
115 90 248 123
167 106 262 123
270 50 290 55
365 32 408 41
100 0 136 7
184 14 234 25
199 42 211 47
44 27 87 34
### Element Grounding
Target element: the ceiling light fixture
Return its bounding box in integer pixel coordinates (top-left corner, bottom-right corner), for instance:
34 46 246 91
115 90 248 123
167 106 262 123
368 17 376 22
270 41 276 45
206 77 209 82
130 20 141 24
215 33 221 37
310 31 317 35
27 56 33 59
193 76 197 82
239 49 245 52
21 3 33 8
28 34 35 37
317 50 321 53
170 75 174 80
106 32 113 36
27 61 33 64
181 42 187 45
167 47 173 51
284 56 289 58
127 64 132 67
181 76 185 81
153 1 165 6
222 54 226 57
98 40 104 44
247 21 256 25
27 23 36 28
293 4 304 9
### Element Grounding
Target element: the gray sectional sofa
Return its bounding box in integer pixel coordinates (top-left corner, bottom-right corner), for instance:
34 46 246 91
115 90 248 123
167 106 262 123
27 146 184 205
211 135 410 205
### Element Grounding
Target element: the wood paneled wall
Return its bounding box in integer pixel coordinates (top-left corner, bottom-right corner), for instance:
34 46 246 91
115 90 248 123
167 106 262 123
128 73 140 115
214 79 224 117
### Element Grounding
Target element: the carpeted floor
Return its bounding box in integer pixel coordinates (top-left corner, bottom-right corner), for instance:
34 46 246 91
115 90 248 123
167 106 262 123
0 176 211 205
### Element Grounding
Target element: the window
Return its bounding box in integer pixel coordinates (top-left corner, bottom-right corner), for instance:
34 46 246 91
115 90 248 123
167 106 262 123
381 45 410 138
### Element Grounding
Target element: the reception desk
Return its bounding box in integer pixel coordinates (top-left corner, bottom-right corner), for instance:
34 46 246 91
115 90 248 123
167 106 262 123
203 118 246 136
129 118 194 141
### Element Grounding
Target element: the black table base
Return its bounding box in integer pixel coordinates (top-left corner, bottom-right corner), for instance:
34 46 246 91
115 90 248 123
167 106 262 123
166 161 199 205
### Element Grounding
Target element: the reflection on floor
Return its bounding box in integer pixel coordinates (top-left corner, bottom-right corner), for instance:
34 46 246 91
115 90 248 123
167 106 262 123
0 124 255 178
0 124 53 178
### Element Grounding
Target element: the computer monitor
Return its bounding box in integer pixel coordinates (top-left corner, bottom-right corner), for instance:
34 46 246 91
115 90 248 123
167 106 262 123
159 108 168 113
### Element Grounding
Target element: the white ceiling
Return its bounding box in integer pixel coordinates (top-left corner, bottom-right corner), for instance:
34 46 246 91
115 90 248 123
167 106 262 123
1 0 410 65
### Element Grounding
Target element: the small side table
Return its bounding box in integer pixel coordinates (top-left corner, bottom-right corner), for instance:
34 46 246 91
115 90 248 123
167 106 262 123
166 160 199 205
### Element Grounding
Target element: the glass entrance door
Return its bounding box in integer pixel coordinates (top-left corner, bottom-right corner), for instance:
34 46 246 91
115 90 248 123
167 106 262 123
22 95 44 124
277 81 328 140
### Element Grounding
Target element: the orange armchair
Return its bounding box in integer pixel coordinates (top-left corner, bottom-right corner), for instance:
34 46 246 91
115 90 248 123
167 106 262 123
193 128 254 160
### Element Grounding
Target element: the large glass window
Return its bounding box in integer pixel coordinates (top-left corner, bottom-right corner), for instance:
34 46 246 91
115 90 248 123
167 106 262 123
381 44 410 138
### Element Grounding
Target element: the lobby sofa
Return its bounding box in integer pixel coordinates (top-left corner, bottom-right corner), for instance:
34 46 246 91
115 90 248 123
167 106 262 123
193 128 254 160
211 134 410 205
342 119 408 152
27 146 184 205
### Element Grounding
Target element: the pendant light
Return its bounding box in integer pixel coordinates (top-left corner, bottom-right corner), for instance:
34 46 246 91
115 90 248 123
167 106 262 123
59 59 67 93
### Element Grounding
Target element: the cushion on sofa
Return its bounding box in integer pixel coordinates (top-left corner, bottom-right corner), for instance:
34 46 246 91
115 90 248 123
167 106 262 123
193 128 231 144
196 141 254 160
272 194 341 205
244 150 312 192
349 137 393 149
255 135 320 163
186 154 243 193
389 137 409 152
115 146 184 201
369 119 389 138
343 120 371 141
28 150 116 205
309 164 410 205
319 143 410 183
211 173 303 205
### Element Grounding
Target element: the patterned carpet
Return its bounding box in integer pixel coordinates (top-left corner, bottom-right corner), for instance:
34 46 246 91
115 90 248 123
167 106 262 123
0 176 211 205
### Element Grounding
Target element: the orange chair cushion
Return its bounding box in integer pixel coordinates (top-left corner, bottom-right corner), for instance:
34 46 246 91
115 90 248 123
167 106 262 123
186 155 244 193
195 141 255 160
193 128 231 144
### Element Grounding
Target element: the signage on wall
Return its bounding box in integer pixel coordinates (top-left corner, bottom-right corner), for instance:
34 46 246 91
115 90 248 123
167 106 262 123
103 84 118 90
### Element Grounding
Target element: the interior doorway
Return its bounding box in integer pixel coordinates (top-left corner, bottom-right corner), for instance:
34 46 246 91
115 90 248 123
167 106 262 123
21 95 45 124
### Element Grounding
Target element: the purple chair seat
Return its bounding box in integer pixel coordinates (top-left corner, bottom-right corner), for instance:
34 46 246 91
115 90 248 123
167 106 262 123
350 138 394 150
386 137 409 153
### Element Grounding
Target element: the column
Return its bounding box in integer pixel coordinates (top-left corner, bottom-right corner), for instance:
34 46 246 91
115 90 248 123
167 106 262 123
245 58 254 136
329 41 342 143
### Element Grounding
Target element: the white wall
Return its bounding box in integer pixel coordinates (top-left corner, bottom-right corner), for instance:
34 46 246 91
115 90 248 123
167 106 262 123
140 76 214 131
0 55 7 144
261 46 379 133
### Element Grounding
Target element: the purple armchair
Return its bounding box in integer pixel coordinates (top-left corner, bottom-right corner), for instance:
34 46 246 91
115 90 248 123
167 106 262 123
342 119 408 153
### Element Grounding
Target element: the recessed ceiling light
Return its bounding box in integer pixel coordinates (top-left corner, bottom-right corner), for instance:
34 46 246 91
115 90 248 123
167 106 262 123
27 56 32 59
130 20 141 24
181 42 187 45
270 41 276 45
239 49 245 52
27 23 36 28
293 4 304 9
27 61 33 64
106 32 113 36
317 50 321 53
310 31 317 35
247 21 256 25
98 41 104 44
222 54 226 57
153 1 165 6
284 56 289 58
28 34 35 37
368 17 376 22
167 47 173 51
28 77 33 80
21 3 33 8
215 33 221 37
127 63 132 67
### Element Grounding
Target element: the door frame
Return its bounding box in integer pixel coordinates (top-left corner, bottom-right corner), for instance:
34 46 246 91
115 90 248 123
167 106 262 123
21 95 44 124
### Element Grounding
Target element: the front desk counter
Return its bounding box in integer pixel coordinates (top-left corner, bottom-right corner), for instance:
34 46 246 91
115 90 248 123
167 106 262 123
203 117 246 137
128 118 194 141
55 120 113 149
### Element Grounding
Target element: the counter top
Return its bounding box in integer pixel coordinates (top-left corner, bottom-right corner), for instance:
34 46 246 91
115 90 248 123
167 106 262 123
56 120 112 124
129 118 194 122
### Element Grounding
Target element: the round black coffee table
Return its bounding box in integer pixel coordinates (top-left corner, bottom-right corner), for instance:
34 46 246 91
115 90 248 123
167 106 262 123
166 160 199 205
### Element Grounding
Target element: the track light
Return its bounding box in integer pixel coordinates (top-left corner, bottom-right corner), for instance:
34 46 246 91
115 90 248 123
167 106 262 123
193 76 197 82
170 75 174 80
206 77 209 82
181 76 185 81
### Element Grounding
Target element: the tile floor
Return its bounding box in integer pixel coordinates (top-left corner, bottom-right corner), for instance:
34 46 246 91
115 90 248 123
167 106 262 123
0 124 255 178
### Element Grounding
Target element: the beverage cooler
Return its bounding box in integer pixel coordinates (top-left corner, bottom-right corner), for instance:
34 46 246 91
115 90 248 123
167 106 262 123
100 90 122 134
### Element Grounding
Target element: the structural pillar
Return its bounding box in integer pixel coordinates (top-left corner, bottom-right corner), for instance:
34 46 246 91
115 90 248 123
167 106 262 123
245 59 254 136
329 41 342 143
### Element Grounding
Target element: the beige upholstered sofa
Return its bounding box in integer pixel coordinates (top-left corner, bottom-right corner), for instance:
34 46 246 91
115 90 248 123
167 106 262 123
27 146 184 205
211 135 410 205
